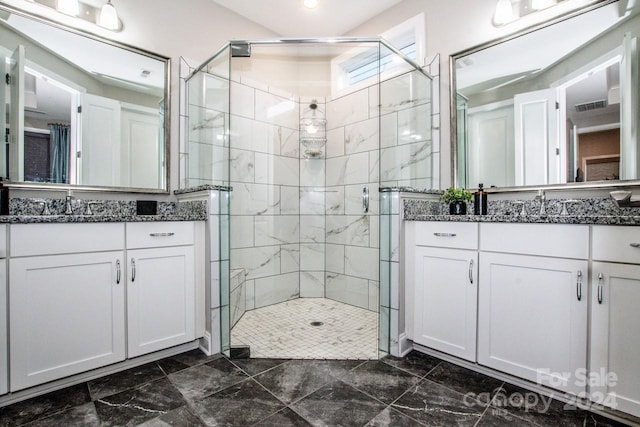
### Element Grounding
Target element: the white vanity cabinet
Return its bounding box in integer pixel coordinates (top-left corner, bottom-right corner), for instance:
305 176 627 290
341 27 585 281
125 222 195 358
413 222 478 361
9 223 126 391
478 223 589 395
589 226 640 417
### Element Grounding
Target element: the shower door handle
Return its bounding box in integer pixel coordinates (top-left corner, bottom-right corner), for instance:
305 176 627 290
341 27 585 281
362 187 369 213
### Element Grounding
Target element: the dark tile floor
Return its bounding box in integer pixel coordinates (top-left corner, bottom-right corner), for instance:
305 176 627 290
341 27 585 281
0 349 633 426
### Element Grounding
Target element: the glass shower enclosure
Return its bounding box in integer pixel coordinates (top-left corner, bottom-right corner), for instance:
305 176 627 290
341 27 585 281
184 38 433 359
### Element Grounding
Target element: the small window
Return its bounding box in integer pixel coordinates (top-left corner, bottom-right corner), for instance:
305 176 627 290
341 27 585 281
331 13 426 97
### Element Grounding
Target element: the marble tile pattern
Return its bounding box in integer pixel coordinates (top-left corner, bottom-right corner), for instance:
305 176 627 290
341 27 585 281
3 199 207 223
404 197 640 225
231 298 377 359
0 348 630 427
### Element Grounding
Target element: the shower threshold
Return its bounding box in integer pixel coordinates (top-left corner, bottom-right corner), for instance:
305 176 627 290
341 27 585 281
231 298 378 360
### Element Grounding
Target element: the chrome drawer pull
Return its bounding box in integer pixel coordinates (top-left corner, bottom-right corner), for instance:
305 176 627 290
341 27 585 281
576 270 582 301
116 259 121 284
149 232 175 237
131 258 136 282
433 233 456 237
469 259 474 285
597 273 604 304
630 243 640 248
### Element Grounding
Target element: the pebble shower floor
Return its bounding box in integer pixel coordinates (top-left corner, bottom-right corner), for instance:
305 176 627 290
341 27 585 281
231 298 378 359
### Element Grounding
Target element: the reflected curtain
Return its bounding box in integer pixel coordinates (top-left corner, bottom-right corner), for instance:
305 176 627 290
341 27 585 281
49 123 70 183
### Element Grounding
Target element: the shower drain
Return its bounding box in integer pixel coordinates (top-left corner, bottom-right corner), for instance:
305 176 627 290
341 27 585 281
310 321 324 327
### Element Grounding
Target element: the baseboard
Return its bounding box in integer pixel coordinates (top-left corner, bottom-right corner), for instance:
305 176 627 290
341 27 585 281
0 341 201 408
398 333 413 357
199 332 211 356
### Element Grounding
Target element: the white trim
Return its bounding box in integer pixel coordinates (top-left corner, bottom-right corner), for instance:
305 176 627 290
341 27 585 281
23 126 49 134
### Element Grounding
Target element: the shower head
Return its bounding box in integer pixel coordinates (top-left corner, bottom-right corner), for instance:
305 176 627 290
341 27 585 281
309 101 318 110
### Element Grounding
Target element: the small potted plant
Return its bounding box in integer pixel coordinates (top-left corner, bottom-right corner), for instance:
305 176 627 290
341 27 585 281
441 187 473 215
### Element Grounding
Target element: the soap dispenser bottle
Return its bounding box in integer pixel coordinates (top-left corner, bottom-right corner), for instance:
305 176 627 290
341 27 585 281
474 183 488 215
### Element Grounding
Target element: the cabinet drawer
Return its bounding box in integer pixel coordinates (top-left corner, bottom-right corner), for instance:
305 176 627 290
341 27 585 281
480 223 589 259
126 222 194 249
10 223 124 257
592 226 640 264
415 222 478 250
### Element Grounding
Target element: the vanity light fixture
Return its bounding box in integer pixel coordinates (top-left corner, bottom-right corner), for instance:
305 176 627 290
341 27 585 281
56 0 79 16
98 0 119 30
493 0 514 25
304 0 319 9
33 0 122 32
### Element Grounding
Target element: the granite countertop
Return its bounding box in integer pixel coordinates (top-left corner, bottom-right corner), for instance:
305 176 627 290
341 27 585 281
406 213 640 225
403 198 640 225
0 213 207 224
3 198 207 224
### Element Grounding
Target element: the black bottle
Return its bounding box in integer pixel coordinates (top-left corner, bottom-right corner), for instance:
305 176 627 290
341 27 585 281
474 183 488 215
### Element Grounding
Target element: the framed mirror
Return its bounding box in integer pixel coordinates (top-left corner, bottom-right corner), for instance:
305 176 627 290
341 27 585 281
0 4 169 193
451 0 640 191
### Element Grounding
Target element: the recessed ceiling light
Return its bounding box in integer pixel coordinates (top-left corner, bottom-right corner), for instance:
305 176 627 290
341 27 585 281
304 0 318 9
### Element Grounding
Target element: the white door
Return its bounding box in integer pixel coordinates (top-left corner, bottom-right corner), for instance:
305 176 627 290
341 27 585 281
620 34 638 180
590 262 640 417
80 93 121 186
514 88 559 186
9 252 125 391
478 252 588 395
467 105 515 188
127 246 195 358
8 46 24 182
414 246 478 361
121 106 160 189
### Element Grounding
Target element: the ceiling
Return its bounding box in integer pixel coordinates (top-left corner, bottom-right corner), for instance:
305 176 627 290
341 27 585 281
210 0 403 37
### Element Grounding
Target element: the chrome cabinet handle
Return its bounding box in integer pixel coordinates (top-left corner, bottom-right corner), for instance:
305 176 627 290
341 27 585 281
116 259 121 284
469 259 474 284
576 270 582 301
131 258 136 282
150 232 175 237
630 243 640 248
362 187 369 213
433 232 457 237
597 273 604 304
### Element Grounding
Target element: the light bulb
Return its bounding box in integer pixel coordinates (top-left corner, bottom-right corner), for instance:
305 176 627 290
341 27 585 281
57 0 79 16
494 0 514 25
306 124 318 134
304 0 318 9
98 0 119 30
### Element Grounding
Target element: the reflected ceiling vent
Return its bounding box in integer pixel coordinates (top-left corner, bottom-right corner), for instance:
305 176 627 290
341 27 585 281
575 99 607 113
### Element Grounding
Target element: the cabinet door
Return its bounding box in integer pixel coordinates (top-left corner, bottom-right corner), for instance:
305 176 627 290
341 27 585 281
414 246 478 361
478 252 588 394
10 252 125 391
590 262 640 417
127 246 195 358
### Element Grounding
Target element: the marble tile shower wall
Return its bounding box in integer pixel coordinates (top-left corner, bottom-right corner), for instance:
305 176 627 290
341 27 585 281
324 86 379 311
227 79 303 311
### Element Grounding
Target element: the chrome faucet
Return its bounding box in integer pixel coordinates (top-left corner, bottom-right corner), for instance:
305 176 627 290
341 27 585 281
535 189 546 216
65 190 74 215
